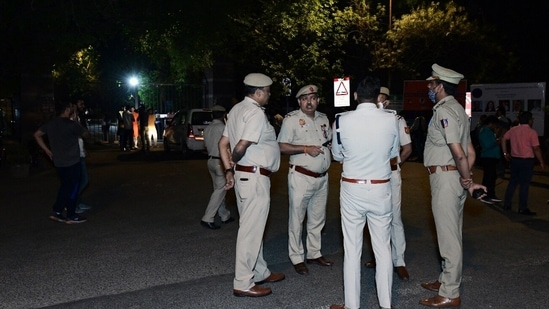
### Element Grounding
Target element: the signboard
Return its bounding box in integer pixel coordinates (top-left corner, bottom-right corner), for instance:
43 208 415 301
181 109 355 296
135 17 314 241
402 80 468 111
333 77 350 107
470 82 546 136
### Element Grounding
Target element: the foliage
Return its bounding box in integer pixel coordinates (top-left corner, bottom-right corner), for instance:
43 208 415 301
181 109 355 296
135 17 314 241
52 46 100 98
228 0 370 98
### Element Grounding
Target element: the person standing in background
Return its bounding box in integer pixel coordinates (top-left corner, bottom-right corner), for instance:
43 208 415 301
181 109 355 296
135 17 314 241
364 86 412 281
478 115 502 204
132 106 139 149
34 102 90 224
138 104 149 151
201 105 234 229
146 108 158 148
501 111 544 215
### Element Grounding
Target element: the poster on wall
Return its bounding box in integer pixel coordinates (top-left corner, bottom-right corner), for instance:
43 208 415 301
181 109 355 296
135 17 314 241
470 82 546 136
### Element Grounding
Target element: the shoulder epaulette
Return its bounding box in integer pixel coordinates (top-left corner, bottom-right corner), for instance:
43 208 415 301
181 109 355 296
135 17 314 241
285 110 300 118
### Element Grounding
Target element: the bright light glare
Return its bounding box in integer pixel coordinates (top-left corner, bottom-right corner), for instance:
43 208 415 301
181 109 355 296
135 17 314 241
129 77 139 87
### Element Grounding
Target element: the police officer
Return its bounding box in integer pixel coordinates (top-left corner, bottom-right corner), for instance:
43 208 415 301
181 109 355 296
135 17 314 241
365 86 412 281
219 73 285 298
277 85 333 276
420 64 487 308
200 105 234 229
330 76 399 309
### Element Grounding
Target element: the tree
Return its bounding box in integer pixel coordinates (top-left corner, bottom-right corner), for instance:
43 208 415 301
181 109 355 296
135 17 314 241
228 0 377 99
379 1 514 85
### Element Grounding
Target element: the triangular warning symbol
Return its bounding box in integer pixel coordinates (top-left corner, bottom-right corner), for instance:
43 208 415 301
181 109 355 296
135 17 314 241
336 82 348 95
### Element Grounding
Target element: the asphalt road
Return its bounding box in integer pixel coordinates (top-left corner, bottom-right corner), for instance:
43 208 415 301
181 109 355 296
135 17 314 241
1 144 548 309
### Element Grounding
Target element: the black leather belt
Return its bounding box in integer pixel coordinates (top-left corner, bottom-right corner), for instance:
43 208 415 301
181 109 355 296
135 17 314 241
209 155 221 159
290 165 326 178
235 164 273 177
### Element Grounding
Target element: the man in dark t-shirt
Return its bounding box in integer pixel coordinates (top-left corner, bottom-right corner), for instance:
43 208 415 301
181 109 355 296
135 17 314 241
34 102 90 224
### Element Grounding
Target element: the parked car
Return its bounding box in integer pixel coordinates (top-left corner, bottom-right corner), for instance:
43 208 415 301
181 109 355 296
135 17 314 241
163 108 213 155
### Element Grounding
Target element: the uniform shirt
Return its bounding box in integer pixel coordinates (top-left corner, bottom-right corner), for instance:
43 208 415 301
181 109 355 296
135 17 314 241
277 109 331 173
39 117 85 167
503 124 539 158
384 111 412 164
479 125 501 158
223 96 280 172
331 103 399 180
204 118 225 157
423 96 471 166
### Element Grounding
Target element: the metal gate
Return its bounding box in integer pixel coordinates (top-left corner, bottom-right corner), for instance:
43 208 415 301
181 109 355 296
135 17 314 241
139 83 204 114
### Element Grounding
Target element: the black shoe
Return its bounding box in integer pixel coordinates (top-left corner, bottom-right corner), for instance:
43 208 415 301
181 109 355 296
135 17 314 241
479 197 494 204
49 212 67 223
66 214 88 224
518 208 536 215
222 217 235 224
200 220 220 229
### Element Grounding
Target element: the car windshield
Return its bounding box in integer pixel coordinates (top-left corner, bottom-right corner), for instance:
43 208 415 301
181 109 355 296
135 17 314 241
191 112 212 125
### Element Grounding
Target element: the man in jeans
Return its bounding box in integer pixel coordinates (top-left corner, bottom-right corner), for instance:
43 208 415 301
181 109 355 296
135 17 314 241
34 102 90 224
501 111 545 215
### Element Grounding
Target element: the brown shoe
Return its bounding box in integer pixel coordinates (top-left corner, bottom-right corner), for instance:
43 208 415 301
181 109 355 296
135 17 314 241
306 256 333 266
395 266 410 280
256 272 285 284
293 262 309 275
419 295 461 308
233 285 272 297
364 260 376 268
421 280 441 292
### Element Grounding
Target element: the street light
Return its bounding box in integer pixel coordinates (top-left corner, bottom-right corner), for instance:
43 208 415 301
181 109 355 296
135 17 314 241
129 76 139 108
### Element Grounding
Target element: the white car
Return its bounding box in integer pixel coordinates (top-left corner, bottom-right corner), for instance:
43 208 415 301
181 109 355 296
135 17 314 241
163 108 212 155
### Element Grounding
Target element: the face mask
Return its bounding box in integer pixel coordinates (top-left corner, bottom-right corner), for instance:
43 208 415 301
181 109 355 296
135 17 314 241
428 89 437 103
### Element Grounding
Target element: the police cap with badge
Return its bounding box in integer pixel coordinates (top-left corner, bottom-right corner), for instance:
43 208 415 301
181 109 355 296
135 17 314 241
295 85 318 99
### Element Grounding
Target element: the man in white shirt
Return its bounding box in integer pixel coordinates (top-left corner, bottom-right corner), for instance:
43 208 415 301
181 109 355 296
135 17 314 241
330 76 399 309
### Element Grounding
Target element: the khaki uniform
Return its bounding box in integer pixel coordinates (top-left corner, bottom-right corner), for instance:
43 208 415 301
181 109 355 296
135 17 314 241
223 97 280 291
277 109 332 265
424 95 470 298
202 118 231 223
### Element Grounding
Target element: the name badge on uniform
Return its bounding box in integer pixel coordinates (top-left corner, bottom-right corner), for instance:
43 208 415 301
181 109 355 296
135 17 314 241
440 118 449 128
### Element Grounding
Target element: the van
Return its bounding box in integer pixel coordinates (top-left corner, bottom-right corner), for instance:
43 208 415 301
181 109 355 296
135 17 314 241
163 108 212 155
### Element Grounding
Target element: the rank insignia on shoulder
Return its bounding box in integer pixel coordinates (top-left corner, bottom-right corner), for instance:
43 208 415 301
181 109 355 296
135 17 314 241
440 118 449 128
